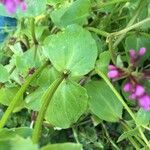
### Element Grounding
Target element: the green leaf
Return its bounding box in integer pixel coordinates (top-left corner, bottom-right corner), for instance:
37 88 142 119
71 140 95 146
33 66 60 87
44 24 98 77
11 137 38 150
125 34 150 60
85 80 123 122
16 0 46 17
47 0 67 6
45 79 88 128
0 127 32 141
96 51 110 74
0 87 24 112
0 140 11 150
41 143 82 150
15 48 42 76
0 137 38 150
0 64 9 83
25 86 47 111
117 128 138 143
25 67 60 111
136 109 150 126
51 0 90 28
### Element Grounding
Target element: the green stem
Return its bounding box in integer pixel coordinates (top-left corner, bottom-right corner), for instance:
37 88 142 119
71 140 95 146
138 127 150 148
32 75 65 144
94 0 130 9
102 123 120 150
108 36 116 64
113 0 146 48
31 18 38 45
9 65 16 75
95 69 150 148
120 120 145 148
112 17 150 37
86 27 109 37
0 61 49 129
72 126 80 144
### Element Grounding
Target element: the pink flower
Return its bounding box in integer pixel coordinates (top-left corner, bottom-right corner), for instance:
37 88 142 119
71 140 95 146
107 70 119 79
123 82 131 92
134 84 145 97
129 93 137 100
138 94 150 111
1 0 27 14
129 49 136 59
138 47 146 56
108 47 149 111
129 47 147 64
108 65 117 70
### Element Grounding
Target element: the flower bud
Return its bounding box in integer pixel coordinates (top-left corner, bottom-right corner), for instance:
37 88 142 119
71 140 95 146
107 70 119 79
123 82 131 92
139 47 146 56
129 49 136 59
108 65 117 70
138 94 150 111
134 84 145 97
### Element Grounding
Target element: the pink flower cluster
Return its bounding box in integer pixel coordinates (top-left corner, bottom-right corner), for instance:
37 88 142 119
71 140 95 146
108 48 150 111
124 82 150 110
108 65 121 79
0 0 27 14
129 47 146 64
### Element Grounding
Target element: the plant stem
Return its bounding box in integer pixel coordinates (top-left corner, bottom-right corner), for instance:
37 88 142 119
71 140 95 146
9 65 16 75
112 17 150 37
32 75 65 144
95 69 150 148
102 123 120 150
113 0 147 48
86 27 109 37
120 120 145 148
93 0 130 9
0 61 49 129
31 18 38 45
72 126 80 144
138 127 150 148
108 35 116 64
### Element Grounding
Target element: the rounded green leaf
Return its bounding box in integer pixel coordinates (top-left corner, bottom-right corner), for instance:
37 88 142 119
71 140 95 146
85 80 123 122
43 25 98 77
45 79 88 128
51 0 91 28
41 143 82 150
0 64 9 83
